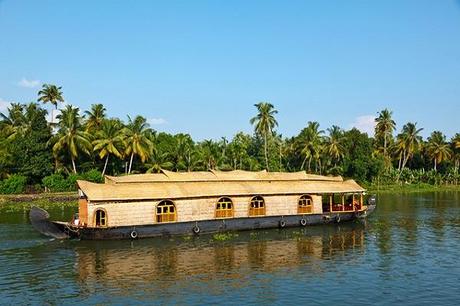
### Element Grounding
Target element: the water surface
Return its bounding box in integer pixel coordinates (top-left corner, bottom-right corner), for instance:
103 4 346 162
1 192 459 305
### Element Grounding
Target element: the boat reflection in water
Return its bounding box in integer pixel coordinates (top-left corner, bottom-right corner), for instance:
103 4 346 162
75 222 367 292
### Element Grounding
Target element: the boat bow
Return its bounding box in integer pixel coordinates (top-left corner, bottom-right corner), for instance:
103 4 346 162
29 206 70 239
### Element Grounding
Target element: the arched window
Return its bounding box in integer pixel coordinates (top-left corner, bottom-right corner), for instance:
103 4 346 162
249 196 266 216
298 195 313 214
94 209 107 227
156 200 177 223
215 197 234 218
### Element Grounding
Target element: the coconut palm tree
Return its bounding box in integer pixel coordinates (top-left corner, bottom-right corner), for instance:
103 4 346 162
324 125 345 169
426 131 451 171
146 150 174 173
451 133 460 173
399 122 423 170
84 104 107 132
299 121 324 172
199 139 220 170
38 84 64 124
375 109 396 160
92 119 125 176
0 103 28 140
250 102 278 171
229 132 250 170
123 115 153 174
52 105 92 173
453 133 460 149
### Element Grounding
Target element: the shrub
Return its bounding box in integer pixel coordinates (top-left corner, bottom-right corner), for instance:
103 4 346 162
42 174 71 192
81 169 103 183
0 175 27 194
66 174 80 190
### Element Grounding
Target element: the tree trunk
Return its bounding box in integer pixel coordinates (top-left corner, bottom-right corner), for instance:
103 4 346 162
71 158 77 174
300 155 307 171
279 144 282 171
102 154 109 176
434 159 437 171
128 153 134 174
384 134 387 158
264 133 269 171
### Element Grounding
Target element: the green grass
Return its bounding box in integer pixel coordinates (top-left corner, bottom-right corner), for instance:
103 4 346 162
0 196 78 212
0 191 77 203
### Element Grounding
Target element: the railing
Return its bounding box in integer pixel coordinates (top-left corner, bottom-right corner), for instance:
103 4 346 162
157 213 176 223
298 206 312 214
249 206 266 216
216 209 234 218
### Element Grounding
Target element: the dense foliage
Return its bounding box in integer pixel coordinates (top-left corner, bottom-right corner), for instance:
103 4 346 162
1 85 459 194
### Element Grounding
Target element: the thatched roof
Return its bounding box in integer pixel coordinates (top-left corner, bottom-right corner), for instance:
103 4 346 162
105 169 343 184
79 170 365 202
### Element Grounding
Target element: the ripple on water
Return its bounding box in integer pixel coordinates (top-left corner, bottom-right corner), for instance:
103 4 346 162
1 192 460 305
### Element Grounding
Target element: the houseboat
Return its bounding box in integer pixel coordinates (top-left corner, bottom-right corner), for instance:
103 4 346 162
30 170 376 240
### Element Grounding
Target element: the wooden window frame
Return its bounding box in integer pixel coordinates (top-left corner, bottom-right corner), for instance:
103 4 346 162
249 196 266 217
298 194 313 214
156 200 177 223
215 197 234 218
94 208 107 227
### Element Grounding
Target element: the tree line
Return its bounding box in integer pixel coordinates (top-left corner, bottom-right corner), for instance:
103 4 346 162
1 84 459 193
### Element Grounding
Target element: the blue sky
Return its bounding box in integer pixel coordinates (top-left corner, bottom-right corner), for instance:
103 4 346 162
1 0 459 140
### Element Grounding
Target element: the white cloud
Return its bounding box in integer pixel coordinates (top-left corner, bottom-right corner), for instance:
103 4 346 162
0 98 11 113
148 117 167 125
350 115 376 135
18 77 40 88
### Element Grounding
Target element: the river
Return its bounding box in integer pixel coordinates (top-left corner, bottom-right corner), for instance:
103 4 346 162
1 192 459 305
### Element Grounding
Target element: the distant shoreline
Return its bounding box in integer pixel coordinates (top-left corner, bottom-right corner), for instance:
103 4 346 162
366 184 460 194
1 185 460 205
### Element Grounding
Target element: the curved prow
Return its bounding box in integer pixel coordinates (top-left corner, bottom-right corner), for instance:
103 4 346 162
29 206 69 239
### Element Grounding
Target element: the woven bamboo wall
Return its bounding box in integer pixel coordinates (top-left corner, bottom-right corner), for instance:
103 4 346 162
86 193 325 227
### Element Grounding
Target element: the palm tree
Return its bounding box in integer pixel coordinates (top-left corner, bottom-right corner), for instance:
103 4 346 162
399 122 423 170
453 133 460 149
52 105 92 173
426 131 451 171
451 133 460 173
38 84 64 123
92 119 125 176
299 121 324 172
324 125 345 169
375 109 396 160
123 115 153 174
84 104 107 132
229 132 250 170
0 103 27 140
199 139 220 170
250 102 278 171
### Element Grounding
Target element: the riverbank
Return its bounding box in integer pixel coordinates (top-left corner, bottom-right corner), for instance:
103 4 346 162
0 192 77 203
0 192 78 213
1 184 459 207
365 183 460 194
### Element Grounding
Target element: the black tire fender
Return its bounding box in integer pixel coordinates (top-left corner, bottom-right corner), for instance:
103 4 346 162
279 220 286 228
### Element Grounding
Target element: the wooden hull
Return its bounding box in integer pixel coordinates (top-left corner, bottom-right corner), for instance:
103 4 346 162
50 207 375 240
